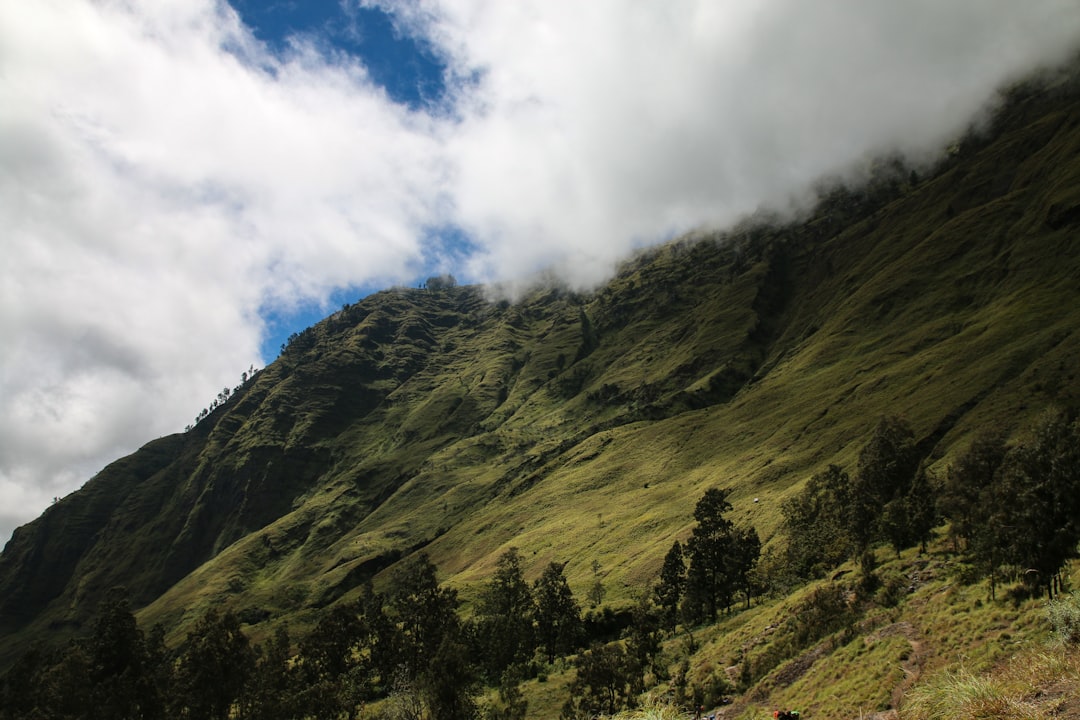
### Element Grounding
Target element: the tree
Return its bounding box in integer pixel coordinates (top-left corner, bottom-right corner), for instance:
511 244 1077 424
849 416 919 558
993 411 1080 598
356 585 397 695
940 427 1027 599
533 562 582 664
654 540 686 633
172 608 255 720
939 429 1006 552
384 553 478 719
485 669 528 720
39 641 94 720
424 274 457 291
728 526 761 610
560 644 634 719
0 643 48 720
880 496 911 559
85 588 143 715
296 602 370 719
473 548 535 682
623 594 662 695
967 463 1014 601
417 628 479 720
587 560 606 608
385 553 461 680
142 623 173 720
782 464 855 578
86 587 161 720
942 413 1080 600
241 625 299 720
0 590 173 720
904 464 938 554
684 488 736 623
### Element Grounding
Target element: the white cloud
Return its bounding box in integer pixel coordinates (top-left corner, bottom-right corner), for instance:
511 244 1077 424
0 0 446 544
2 0 1080 544
431 0 1080 285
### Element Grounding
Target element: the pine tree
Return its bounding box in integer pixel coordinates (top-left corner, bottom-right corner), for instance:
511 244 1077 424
296 602 369 719
729 526 761 610
561 644 634 719
623 594 662 694
384 553 478 719
87 588 150 720
850 416 919 558
905 464 938 554
533 562 582 664
474 547 535 682
172 608 254 720
385 553 461 680
782 464 855 578
242 625 297 720
995 411 1080 598
939 429 1006 552
684 488 735 623
654 540 685 632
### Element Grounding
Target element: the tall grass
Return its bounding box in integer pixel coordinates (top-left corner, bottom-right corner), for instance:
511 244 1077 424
615 705 687 720
900 645 1080 720
605 697 687 720
901 667 1044 720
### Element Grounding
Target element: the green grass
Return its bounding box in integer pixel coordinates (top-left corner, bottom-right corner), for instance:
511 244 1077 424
514 544 1079 720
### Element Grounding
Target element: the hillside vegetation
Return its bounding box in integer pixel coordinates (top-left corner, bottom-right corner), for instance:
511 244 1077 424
3 61 1080 717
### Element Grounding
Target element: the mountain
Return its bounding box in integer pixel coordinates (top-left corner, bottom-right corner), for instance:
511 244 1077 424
3 59 1080 691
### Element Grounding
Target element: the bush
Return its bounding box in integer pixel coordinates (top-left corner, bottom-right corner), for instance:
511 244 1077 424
875 574 908 608
695 672 733 709
1046 593 1080 644
789 585 854 649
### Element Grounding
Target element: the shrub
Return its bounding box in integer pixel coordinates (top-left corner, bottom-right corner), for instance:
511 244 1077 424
876 574 908 608
1046 593 1080 644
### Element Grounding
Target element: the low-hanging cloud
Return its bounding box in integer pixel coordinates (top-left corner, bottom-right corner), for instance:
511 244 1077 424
427 0 1080 284
2 0 1079 544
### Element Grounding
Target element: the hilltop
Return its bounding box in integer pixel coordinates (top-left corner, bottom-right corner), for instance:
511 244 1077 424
2 59 1080 716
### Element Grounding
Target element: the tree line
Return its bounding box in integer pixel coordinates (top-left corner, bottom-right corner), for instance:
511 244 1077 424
2 552 537 720
0 486 757 720
185 365 260 432
776 410 1080 600
653 488 761 633
565 487 761 718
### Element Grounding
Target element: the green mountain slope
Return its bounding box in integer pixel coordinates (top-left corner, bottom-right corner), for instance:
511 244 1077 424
3 65 1080 681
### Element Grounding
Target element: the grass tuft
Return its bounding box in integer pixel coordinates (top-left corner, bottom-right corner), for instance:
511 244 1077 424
608 697 689 720
901 644 1080 720
902 667 1041 720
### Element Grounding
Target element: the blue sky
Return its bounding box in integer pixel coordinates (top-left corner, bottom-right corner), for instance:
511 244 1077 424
229 0 452 360
3 0 1080 543
259 225 478 360
231 0 447 111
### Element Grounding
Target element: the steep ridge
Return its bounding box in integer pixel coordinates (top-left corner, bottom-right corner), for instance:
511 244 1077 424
3 66 1080 662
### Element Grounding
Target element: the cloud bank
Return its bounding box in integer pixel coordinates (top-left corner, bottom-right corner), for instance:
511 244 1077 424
2 0 1079 543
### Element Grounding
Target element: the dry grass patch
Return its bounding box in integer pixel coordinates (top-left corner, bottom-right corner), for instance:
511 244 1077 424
900 644 1080 720
607 696 691 720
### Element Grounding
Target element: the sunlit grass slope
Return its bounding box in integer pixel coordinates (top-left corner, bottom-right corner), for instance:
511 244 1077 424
583 546 1080 720
1 66 1080 680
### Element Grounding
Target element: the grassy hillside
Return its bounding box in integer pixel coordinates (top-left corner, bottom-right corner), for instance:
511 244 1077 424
2 61 1080 715
573 545 1080 720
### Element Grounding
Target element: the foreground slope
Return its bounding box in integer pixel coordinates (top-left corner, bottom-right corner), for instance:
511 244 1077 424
2 66 1080 664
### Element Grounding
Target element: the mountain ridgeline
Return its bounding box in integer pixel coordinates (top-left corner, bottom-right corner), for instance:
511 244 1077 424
3 62 1080 702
